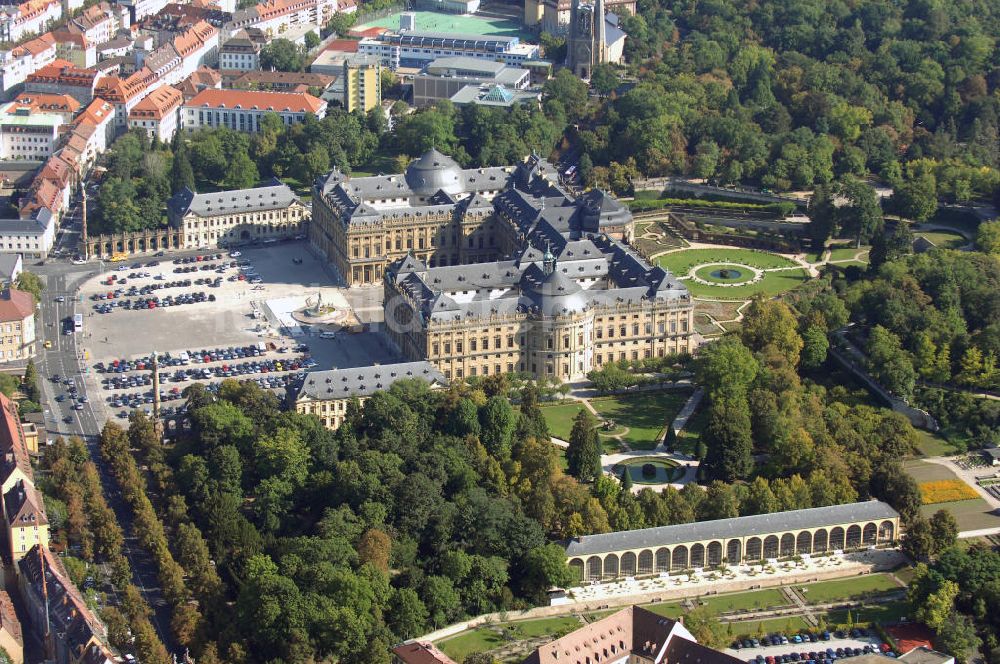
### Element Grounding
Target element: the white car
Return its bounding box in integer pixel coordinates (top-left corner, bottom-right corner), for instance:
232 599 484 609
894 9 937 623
230 251 242 257
319 331 337 339
72 258 87 265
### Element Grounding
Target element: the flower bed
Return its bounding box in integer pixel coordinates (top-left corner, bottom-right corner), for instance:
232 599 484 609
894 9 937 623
918 479 979 504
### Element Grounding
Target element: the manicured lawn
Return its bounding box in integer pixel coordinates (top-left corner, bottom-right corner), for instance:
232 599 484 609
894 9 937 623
590 391 689 450
675 403 707 455
642 602 684 618
828 247 869 262
914 430 961 457
825 600 911 627
680 268 811 300
694 264 758 284
695 588 790 613
730 616 810 638
903 459 959 482
806 251 825 263
436 616 581 660
658 248 799 274
437 628 503 660
916 231 966 249
540 402 586 441
795 574 899 604
919 497 1000 531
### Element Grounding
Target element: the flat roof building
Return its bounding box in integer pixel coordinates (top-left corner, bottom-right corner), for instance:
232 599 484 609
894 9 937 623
358 29 540 70
413 55 531 107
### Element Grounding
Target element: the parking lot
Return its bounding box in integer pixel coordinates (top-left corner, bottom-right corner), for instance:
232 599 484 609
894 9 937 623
67 241 399 422
726 629 893 662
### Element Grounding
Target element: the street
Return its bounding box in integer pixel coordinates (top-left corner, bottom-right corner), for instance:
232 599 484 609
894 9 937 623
34 259 179 654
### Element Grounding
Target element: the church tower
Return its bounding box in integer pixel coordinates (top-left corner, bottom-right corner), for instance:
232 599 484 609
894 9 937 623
565 0 608 79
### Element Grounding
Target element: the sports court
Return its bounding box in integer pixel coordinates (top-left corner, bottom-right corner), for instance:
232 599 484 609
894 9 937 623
355 10 527 38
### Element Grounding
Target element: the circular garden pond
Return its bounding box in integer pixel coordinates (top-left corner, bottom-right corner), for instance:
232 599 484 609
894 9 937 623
612 456 685 485
693 263 758 285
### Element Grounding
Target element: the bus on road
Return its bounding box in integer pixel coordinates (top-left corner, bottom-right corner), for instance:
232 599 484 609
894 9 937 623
73 313 83 333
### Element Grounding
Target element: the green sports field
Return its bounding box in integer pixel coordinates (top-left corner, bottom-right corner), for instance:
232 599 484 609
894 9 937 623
356 10 527 38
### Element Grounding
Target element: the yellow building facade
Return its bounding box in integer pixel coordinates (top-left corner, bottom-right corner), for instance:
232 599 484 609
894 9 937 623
343 54 381 113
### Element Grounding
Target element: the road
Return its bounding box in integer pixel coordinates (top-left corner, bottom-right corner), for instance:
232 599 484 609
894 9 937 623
33 259 179 655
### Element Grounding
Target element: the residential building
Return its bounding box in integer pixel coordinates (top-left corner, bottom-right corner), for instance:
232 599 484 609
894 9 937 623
0 390 47 564
413 56 531 107
175 65 221 101
0 591 23 664
71 97 116 156
182 88 326 132
18 544 114 664
218 29 262 71
0 0 62 46
0 99 66 160
66 2 128 46
228 69 334 94
137 19 219 87
519 607 741 664
341 53 379 113
0 289 34 363
0 209 54 259
51 29 96 68
0 33 56 97
294 361 446 430
565 501 900 581
0 254 22 284
24 60 101 104
93 66 162 131
226 0 337 39
358 30 540 70
166 178 309 247
128 84 182 141
116 0 171 22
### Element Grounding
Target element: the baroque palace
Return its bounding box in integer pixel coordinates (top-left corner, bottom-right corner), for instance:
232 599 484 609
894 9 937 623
310 149 697 382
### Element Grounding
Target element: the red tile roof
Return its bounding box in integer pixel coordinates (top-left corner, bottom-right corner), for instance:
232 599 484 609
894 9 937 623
26 61 99 87
0 591 22 648
325 38 359 53
129 85 182 120
10 92 80 114
75 97 114 125
186 88 324 114
0 290 34 323
885 624 935 654
392 642 457 664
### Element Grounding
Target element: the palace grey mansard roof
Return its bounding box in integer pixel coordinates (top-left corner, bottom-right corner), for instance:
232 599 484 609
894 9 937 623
564 501 900 557
297 361 446 401
390 233 690 322
168 178 300 218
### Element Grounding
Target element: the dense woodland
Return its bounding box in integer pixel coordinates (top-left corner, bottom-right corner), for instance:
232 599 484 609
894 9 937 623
90 0 1000 235
31 288 933 664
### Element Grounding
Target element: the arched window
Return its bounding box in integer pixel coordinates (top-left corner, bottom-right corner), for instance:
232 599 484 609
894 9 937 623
690 543 705 568
655 548 670 572
638 550 653 575
763 535 780 559
796 531 812 554
846 524 862 549
726 539 741 564
814 529 828 552
604 554 619 578
746 537 762 562
586 556 602 581
672 545 688 571
707 541 723 567
569 558 584 582
780 533 795 557
878 520 895 543
830 527 845 550
862 523 877 545
621 552 636 577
